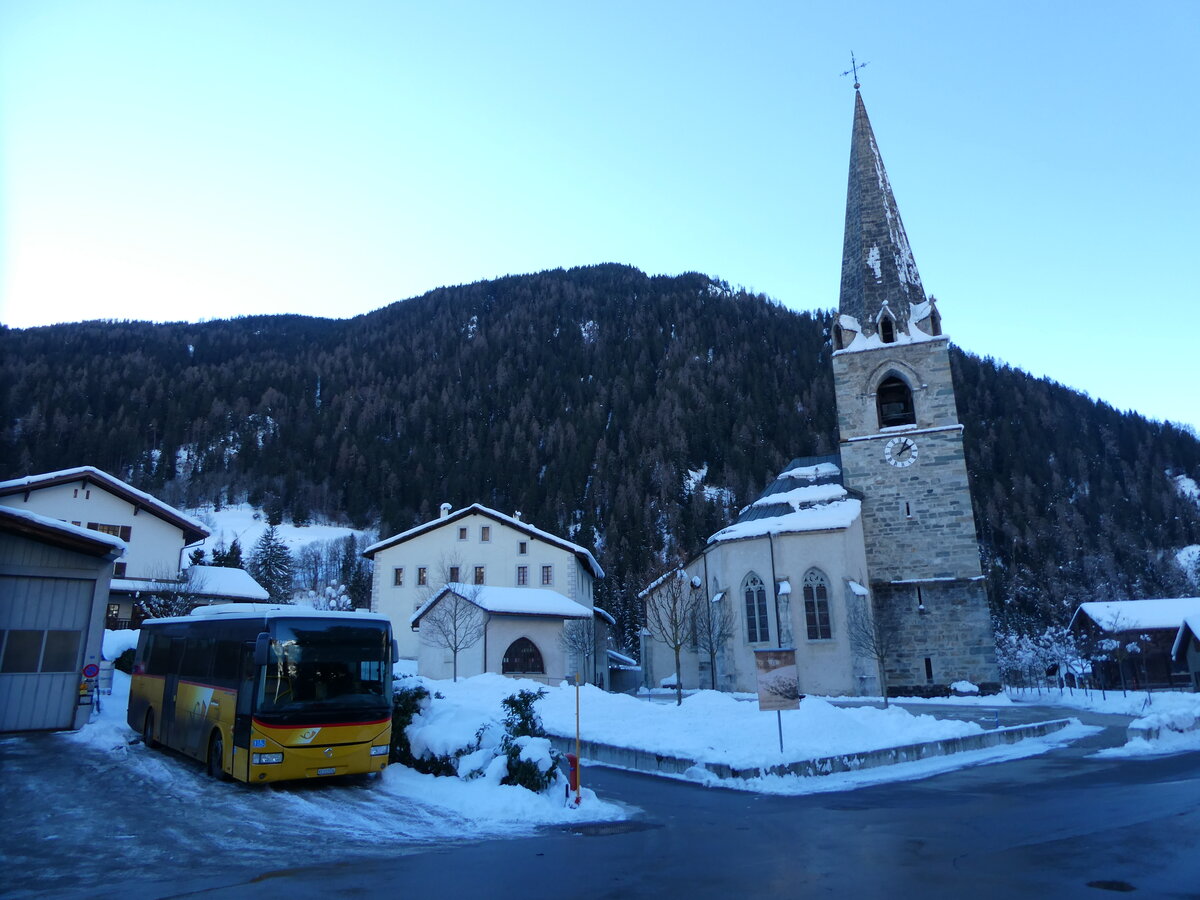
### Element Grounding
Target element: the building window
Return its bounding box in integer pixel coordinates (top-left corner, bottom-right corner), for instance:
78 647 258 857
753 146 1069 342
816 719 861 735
517 565 528 586
481 526 490 542
458 526 468 541
393 567 404 587
474 566 485 585
113 562 127 578
925 657 934 683
833 322 844 350
502 638 545 674
876 375 916 427
449 566 460 583
417 567 428 587
541 565 553 586
518 541 528 555
803 569 832 640
743 573 769 643
88 522 132 541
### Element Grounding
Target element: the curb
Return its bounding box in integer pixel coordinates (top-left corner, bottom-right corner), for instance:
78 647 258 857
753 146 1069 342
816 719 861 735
548 718 1075 782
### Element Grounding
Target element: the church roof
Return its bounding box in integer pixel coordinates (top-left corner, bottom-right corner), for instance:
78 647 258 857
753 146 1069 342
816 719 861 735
838 91 927 338
708 455 861 543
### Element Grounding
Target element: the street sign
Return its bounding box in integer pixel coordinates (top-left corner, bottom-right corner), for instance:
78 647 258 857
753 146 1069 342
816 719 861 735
82 663 100 678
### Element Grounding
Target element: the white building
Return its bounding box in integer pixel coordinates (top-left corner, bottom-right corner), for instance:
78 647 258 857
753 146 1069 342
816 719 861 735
363 503 607 678
410 583 592 684
0 467 265 626
641 459 877 696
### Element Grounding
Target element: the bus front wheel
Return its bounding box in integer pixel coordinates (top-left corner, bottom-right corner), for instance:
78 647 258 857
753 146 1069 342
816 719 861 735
207 732 227 781
143 711 157 750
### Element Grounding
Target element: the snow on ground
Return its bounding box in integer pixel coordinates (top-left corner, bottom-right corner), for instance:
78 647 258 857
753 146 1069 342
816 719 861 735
187 502 374 559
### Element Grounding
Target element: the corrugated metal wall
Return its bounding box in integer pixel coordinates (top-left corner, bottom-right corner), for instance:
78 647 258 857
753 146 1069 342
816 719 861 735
0 575 94 731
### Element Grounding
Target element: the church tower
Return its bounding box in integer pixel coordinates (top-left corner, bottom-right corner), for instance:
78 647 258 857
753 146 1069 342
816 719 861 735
831 89 999 694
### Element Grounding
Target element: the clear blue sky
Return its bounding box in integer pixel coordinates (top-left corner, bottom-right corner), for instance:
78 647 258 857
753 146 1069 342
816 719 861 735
2 1 1197 433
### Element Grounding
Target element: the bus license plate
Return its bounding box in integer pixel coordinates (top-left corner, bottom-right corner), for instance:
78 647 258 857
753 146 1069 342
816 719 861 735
317 767 336 776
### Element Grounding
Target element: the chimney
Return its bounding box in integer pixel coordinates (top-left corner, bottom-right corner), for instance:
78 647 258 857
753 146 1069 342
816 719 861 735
513 510 522 522
439 502 452 519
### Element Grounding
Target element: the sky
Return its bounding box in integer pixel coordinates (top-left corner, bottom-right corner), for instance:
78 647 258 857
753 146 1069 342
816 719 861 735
1 2 1197 433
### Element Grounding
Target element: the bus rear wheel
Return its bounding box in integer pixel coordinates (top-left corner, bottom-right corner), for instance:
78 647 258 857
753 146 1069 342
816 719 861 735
143 710 157 749
207 732 227 781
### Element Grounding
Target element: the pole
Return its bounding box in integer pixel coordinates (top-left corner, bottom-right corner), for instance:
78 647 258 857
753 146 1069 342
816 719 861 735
575 671 582 806
777 710 783 753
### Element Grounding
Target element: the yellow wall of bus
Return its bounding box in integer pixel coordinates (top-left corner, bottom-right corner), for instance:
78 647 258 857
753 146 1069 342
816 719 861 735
130 672 391 783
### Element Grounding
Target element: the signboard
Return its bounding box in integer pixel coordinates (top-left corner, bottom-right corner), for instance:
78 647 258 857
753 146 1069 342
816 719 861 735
82 663 100 678
754 648 801 711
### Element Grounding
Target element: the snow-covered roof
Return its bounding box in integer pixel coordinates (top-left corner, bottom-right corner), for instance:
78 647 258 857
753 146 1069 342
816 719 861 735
709 501 861 542
363 503 603 579
749 483 849 511
637 567 686 600
592 605 616 625
711 455 860 543
1070 598 1200 633
0 505 126 557
187 565 269 601
607 649 638 669
0 466 209 544
1171 616 1200 661
848 580 870 597
144 604 391 625
411 583 592 626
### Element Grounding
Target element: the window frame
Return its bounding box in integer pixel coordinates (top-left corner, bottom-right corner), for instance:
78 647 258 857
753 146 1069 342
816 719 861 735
742 573 770 644
803 569 832 641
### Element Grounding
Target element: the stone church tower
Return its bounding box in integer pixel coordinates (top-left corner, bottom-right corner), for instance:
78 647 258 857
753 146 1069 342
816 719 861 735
831 90 999 694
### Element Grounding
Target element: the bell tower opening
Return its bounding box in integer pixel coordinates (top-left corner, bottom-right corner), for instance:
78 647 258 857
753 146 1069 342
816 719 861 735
876 375 915 427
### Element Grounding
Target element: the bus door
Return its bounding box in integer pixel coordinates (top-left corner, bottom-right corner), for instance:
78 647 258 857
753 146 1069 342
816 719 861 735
161 637 185 749
233 642 256 781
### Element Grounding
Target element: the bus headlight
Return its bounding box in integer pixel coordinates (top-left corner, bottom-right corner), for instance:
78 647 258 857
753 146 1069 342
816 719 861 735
370 745 389 757
252 752 284 765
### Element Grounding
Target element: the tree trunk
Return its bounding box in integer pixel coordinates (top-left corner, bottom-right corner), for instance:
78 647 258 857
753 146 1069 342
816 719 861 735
673 646 683 706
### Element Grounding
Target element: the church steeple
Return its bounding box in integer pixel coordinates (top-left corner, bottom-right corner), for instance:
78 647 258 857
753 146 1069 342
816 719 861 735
837 90 930 342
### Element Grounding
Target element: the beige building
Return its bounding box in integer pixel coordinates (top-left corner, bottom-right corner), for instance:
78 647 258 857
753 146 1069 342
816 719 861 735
0 467 211 627
411 584 592 684
641 460 879 696
363 503 606 672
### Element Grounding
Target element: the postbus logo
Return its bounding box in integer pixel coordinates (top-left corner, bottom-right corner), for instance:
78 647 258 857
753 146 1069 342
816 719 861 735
296 728 321 745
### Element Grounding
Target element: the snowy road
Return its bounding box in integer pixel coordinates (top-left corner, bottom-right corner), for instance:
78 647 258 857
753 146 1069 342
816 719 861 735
1 732 528 899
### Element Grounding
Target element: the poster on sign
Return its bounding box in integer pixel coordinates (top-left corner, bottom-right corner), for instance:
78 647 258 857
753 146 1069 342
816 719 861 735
754 648 801 711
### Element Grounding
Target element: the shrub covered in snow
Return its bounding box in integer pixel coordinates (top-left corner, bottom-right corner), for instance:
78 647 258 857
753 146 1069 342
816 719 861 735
392 681 564 795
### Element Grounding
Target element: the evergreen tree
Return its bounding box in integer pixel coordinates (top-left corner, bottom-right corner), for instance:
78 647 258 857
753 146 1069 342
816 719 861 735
248 526 295 603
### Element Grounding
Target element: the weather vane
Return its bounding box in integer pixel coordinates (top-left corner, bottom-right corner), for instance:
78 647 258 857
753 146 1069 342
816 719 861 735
841 52 869 89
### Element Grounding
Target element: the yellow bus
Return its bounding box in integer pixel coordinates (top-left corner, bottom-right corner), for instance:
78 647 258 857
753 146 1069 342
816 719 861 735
128 604 396 784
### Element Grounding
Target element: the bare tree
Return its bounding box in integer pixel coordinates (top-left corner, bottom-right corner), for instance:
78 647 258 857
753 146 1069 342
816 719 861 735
846 594 896 707
641 567 700 706
560 616 598 685
692 580 735 690
420 587 485 682
137 566 209 620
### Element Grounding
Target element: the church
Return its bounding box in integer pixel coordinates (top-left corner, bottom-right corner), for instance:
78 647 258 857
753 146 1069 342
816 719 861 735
640 89 1000 697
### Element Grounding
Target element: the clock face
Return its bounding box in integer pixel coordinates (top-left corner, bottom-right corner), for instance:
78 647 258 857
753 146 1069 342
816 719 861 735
884 436 918 467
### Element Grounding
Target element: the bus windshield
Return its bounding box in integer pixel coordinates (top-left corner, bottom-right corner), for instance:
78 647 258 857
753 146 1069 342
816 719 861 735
257 619 390 717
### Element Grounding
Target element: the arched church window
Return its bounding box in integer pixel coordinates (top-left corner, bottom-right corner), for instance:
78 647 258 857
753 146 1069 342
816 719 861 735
879 314 896 344
502 637 544 675
743 573 769 643
833 322 845 350
803 569 832 640
876 375 916 427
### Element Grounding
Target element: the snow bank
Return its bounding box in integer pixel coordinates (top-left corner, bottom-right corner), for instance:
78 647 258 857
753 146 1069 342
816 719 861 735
428 674 989 770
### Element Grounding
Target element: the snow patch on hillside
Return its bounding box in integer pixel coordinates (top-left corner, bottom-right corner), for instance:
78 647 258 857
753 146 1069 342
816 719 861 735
188 503 375 560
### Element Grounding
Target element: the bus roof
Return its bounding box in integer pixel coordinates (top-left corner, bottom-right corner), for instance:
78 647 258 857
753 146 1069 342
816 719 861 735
141 603 392 627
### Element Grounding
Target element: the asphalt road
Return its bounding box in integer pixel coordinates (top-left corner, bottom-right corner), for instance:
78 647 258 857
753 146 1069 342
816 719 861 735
5 706 1199 899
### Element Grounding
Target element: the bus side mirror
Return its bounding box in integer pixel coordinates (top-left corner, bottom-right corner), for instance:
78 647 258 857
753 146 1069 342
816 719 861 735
391 639 399 665
254 632 271 666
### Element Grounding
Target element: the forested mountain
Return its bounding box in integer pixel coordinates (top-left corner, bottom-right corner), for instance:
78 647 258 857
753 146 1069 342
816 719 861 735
3 264 1198 645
